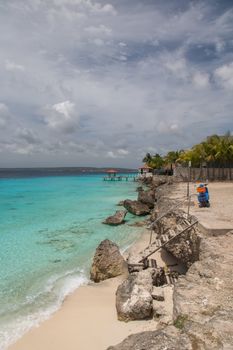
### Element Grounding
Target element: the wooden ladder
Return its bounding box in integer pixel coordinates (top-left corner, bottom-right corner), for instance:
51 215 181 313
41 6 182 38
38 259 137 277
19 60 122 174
138 220 198 263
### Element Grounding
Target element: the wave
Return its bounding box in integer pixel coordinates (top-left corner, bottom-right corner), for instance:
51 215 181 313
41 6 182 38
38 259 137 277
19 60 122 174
0 269 88 350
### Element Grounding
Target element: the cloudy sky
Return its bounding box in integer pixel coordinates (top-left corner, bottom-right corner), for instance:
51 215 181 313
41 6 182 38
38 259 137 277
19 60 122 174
0 0 233 168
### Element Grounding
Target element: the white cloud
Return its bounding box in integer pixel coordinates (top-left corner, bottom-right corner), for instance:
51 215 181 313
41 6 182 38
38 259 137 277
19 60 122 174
85 24 112 36
107 151 117 158
118 42 127 47
192 72 209 87
215 62 233 89
107 149 129 158
157 121 180 135
164 57 188 80
101 4 117 15
117 149 129 156
53 101 74 118
3 141 35 155
49 0 117 18
44 101 77 132
5 60 25 72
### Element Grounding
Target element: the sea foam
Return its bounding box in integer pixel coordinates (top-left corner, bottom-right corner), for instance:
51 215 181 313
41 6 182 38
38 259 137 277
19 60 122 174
0 269 88 350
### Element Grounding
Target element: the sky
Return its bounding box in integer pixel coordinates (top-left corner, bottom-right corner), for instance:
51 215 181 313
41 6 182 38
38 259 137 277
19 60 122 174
0 0 233 168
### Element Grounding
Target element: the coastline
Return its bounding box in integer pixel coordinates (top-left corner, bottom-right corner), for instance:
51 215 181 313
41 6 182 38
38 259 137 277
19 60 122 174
10 179 233 350
8 178 182 350
9 230 161 350
0 173 142 350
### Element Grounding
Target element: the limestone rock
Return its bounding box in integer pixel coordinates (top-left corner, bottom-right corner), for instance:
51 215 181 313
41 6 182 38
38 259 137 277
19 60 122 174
107 326 192 350
103 210 127 225
123 199 150 216
158 212 202 267
153 303 166 317
153 303 172 325
116 270 153 321
173 233 233 349
137 189 156 209
150 208 158 223
90 240 128 282
151 287 165 301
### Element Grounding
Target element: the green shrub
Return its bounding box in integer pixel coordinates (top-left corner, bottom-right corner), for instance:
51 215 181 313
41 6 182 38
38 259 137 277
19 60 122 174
174 314 188 329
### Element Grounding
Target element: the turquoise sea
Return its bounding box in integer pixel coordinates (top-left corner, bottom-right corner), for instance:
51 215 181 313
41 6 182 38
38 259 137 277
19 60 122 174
0 173 143 349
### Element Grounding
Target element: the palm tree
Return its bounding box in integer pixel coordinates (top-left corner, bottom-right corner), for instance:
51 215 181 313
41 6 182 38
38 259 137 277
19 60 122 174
164 151 182 171
149 153 164 169
143 153 152 164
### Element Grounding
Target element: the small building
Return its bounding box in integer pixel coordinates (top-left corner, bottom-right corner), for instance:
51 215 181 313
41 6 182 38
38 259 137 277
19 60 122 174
106 169 118 178
138 164 153 177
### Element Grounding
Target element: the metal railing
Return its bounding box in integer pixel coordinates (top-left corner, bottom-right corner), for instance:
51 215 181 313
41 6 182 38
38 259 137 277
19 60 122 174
139 220 198 263
148 193 196 245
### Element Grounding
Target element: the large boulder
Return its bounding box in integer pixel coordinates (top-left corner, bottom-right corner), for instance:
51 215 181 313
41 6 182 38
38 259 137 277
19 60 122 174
90 239 128 282
107 326 192 350
138 189 156 209
116 270 153 321
123 199 150 216
103 210 127 225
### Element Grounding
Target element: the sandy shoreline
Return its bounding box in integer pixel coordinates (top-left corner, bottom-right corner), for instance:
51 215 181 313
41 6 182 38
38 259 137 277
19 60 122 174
9 229 164 350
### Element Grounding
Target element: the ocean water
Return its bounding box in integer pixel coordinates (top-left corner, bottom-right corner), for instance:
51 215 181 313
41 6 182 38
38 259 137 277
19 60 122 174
0 174 143 349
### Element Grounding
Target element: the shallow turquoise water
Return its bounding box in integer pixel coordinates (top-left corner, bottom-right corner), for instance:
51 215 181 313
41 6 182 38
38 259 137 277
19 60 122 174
0 174 143 349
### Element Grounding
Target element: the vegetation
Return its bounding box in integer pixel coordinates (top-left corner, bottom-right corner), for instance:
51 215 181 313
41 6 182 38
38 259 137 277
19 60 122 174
174 314 188 329
143 153 164 169
143 133 233 169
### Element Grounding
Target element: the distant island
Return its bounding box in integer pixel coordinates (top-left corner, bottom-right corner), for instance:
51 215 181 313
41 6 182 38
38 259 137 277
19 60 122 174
0 167 137 179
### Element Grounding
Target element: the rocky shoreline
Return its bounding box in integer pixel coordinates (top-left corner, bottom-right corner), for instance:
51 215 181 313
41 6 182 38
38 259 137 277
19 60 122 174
9 178 233 350
92 176 233 350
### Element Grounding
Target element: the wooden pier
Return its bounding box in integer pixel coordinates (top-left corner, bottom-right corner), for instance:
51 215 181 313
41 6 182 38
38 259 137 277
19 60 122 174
103 175 138 182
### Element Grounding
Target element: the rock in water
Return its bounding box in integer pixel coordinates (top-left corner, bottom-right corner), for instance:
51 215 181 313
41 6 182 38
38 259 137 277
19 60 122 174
90 239 128 282
103 210 127 225
116 270 153 321
123 199 150 216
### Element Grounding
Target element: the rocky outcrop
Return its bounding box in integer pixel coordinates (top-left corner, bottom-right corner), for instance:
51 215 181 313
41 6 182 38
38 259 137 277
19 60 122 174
90 240 128 282
167 232 201 268
103 210 127 225
152 286 164 301
151 175 169 189
107 326 192 350
173 232 233 349
157 212 202 267
116 270 153 321
137 189 156 209
123 199 150 216
111 232 233 350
